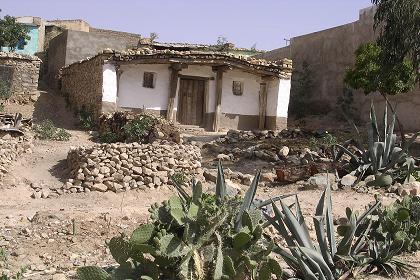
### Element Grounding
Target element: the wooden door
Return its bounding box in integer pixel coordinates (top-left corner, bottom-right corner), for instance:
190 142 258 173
178 78 205 125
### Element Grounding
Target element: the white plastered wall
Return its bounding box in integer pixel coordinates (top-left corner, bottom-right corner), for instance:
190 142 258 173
103 62 290 123
276 79 291 118
221 69 261 115
266 78 291 118
118 64 171 110
102 64 117 103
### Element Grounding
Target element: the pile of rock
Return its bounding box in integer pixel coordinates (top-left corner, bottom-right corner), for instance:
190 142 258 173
0 133 33 178
43 141 202 196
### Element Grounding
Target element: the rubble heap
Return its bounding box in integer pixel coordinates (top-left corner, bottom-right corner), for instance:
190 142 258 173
0 134 33 178
51 141 202 196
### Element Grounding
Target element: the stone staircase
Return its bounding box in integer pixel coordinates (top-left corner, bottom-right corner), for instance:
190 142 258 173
177 124 206 134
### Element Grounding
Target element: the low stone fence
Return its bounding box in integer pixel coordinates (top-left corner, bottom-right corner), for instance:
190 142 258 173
60 141 202 194
0 52 41 97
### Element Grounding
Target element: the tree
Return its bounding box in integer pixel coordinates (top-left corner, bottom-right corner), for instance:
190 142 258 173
371 0 420 80
0 15 30 51
344 43 416 96
344 42 416 141
289 61 314 118
149 32 158 43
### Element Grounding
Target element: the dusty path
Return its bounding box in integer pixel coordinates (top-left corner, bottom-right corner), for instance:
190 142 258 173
0 89 419 279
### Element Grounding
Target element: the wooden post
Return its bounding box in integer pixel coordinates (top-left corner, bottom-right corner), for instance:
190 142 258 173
166 63 186 122
258 82 268 130
212 67 225 132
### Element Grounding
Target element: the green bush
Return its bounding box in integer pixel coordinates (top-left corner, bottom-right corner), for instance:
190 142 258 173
309 134 338 151
0 80 11 100
77 162 287 280
99 131 119 143
34 119 71 141
123 114 157 143
78 107 94 129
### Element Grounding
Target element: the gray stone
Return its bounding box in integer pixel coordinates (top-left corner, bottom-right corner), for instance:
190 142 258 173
91 183 108 192
340 174 357 187
203 169 217 183
41 188 50 198
279 146 289 157
307 173 336 189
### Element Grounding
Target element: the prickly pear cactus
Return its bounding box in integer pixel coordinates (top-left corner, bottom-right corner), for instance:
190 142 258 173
77 162 281 279
77 266 111 280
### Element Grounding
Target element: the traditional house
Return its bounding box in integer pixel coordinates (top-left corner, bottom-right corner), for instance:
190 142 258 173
60 44 292 131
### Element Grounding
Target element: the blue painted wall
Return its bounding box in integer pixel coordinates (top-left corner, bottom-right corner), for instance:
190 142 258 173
1 25 39 55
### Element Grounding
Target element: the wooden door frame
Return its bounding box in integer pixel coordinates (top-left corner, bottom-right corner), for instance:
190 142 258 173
176 76 209 127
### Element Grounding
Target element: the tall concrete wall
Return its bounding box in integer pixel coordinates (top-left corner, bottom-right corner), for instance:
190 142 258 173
46 29 141 89
256 6 420 131
64 30 140 65
47 31 68 88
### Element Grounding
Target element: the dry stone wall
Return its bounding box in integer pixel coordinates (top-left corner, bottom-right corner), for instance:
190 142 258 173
60 55 103 121
59 141 202 195
0 52 41 96
0 134 33 179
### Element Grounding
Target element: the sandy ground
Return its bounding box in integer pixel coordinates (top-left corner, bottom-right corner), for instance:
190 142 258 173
0 90 419 279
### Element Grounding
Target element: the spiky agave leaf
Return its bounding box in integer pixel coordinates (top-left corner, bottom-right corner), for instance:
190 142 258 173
215 160 226 201
234 170 261 232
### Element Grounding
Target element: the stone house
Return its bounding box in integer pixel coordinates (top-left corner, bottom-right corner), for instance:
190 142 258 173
61 45 292 131
0 52 41 97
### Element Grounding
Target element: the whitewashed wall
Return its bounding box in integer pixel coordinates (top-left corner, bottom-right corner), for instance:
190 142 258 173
118 64 171 110
276 79 291 118
221 69 261 115
105 62 290 125
102 64 117 103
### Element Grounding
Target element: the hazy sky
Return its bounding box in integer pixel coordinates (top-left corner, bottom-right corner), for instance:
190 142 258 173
1 0 373 50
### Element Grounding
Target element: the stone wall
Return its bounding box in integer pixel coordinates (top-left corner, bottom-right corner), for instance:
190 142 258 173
60 141 202 194
0 52 41 96
60 54 103 121
0 134 33 180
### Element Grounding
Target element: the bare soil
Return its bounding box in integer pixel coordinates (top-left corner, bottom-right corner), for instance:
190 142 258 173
0 89 419 279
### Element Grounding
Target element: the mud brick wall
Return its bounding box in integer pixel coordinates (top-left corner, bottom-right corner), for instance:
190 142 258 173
60 55 104 121
0 52 41 96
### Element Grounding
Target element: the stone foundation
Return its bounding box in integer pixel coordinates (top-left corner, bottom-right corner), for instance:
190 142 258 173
0 52 41 96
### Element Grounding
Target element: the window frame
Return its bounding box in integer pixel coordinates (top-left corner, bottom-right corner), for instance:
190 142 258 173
142 71 157 89
232 80 244 96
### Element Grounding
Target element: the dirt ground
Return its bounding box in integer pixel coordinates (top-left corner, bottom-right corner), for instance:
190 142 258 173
0 90 419 279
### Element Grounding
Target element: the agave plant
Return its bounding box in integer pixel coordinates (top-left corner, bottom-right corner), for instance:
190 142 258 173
335 102 419 187
265 180 410 279
77 162 289 280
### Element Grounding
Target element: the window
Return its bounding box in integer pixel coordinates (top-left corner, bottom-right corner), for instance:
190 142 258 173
232 81 244 96
143 72 156 88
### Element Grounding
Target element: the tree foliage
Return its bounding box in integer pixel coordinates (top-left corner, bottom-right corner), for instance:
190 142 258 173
289 61 314 118
344 43 416 95
0 15 30 51
371 0 420 80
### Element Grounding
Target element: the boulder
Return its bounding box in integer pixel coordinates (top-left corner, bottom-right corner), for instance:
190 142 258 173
307 173 336 189
340 174 357 187
91 183 108 192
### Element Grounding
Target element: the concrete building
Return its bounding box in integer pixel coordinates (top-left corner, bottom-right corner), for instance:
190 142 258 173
60 46 292 132
1 16 46 56
256 6 420 132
